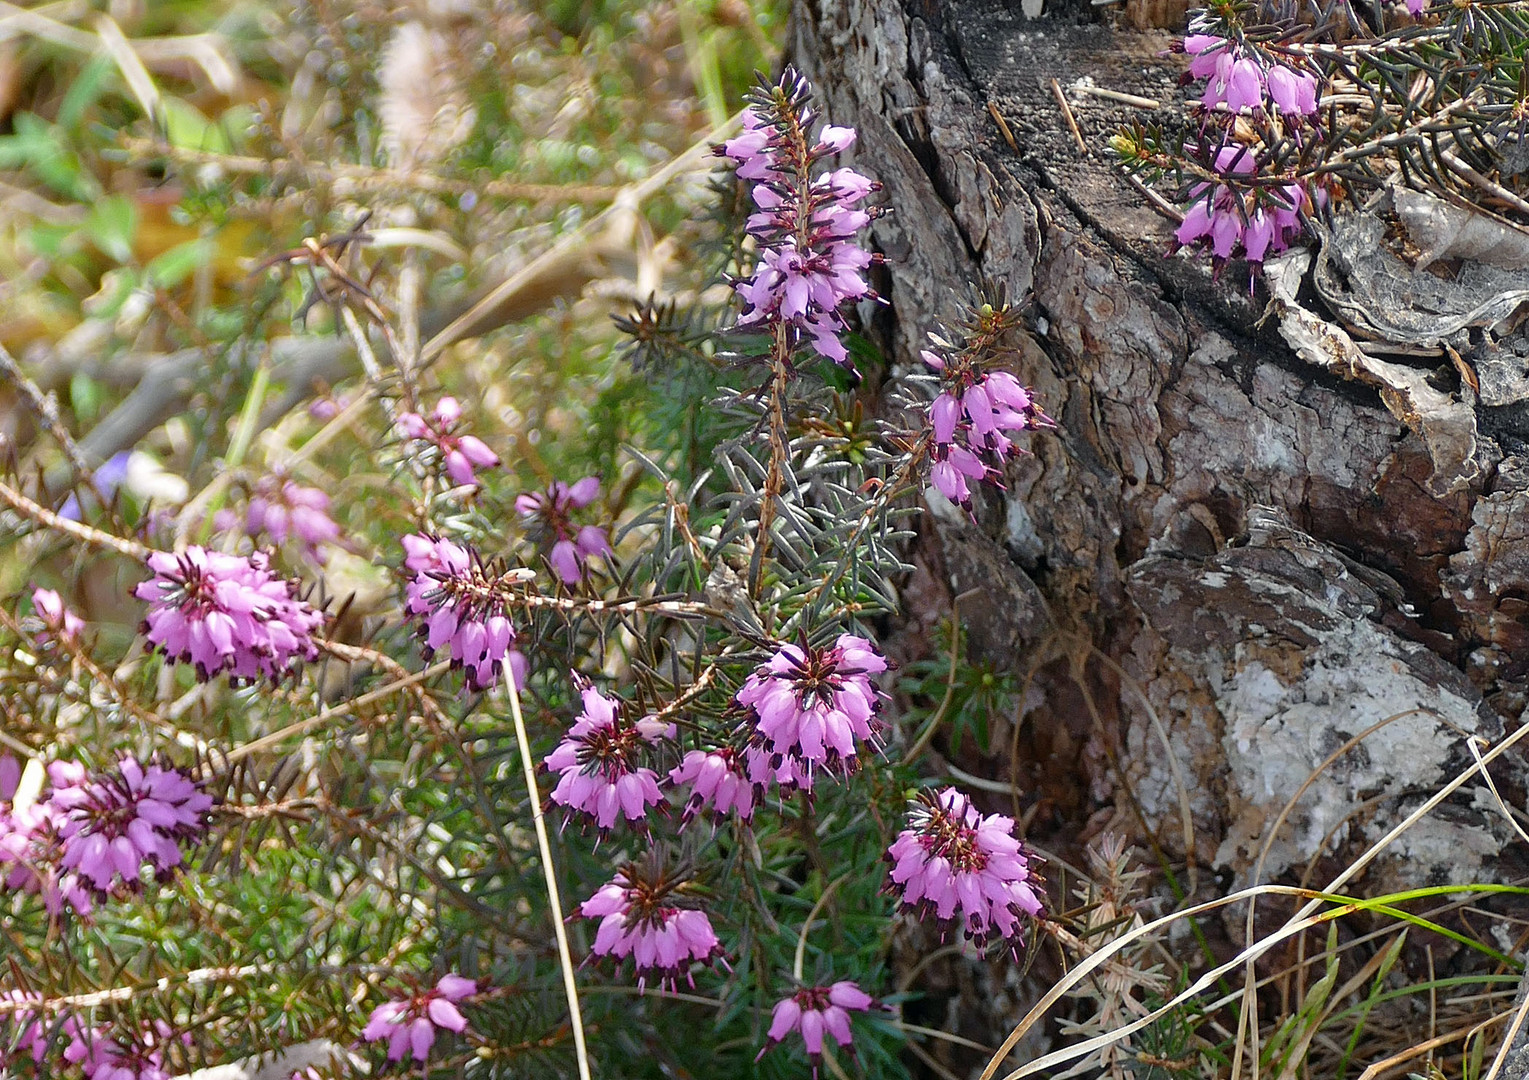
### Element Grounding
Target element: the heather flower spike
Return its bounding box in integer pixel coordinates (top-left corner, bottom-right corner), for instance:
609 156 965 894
1183 31 1318 117
401 533 527 691
669 747 756 826
721 67 884 367
735 633 887 793
135 547 323 683
515 478 610 585
887 787 1045 951
1172 143 1316 267
546 681 666 833
923 323 1053 511
396 396 500 489
361 974 477 1062
578 857 725 991
50 756 212 897
245 476 341 558
756 981 878 1076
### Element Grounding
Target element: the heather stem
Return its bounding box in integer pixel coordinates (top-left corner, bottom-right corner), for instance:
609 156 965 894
0 477 154 561
505 671 592 1080
749 321 793 600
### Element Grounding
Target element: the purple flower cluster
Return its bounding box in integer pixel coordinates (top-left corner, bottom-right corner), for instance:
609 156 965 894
401 534 525 691
515 478 610 585
757 982 877 1076
135 548 323 683
886 787 1044 950
669 747 756 826
546 683 666 833
735 634 887 792
721 71 881 366
396 396 500 489
0 1003 188 1078
1174 143 1316 265
0 989 47 1066
245 476 341 558
0 757 91 917
923 349 1052 510
49 756 212 897
360 974 477 1063
64 1021 181 1080
1184 33 1318 115
579 860 724 991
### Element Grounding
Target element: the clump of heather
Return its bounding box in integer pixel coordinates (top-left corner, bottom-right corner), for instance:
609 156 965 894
514 477 610 585
887 787 1044 951
720 67 883 366
545 682 667 833
735 634 887 792
51 756 212 897
134 548 323 682
396 396 500 489
401 533 525 690
578 858 725 991
0 61 1085 1080
756 981 878 1076
361 974 477 1063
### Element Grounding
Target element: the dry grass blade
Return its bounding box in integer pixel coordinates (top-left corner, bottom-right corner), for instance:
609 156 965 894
419 110 741 364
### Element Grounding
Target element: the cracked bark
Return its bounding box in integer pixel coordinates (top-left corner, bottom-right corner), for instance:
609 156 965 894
791 0 1529 1064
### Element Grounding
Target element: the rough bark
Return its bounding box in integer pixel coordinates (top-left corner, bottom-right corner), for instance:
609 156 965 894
790 0 1529 1060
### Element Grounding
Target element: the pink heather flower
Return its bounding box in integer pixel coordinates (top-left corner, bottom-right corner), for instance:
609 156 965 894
924 348 1052 511
578 861 725 990
134 548 323 683
735 634 887 792
721 68 882 367
0 757 92 918
396 396 500 489
546 683 665 832
246 477 341 557
31 586 84 642
1406 0 1426 13
887 787 1044 950
668 748 756 825
401 534 526 691
756 982 877 1075
514 478 610 585
1183 33 1229 79
361 974 476 1063
0 989 47 1064
1265 63 1318 116
50 756 211 896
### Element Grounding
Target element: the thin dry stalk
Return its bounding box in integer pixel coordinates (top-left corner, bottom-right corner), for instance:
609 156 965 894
503 673 591 1080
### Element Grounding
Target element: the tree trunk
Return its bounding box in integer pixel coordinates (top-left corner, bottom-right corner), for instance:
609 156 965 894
790 0 1529 1057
